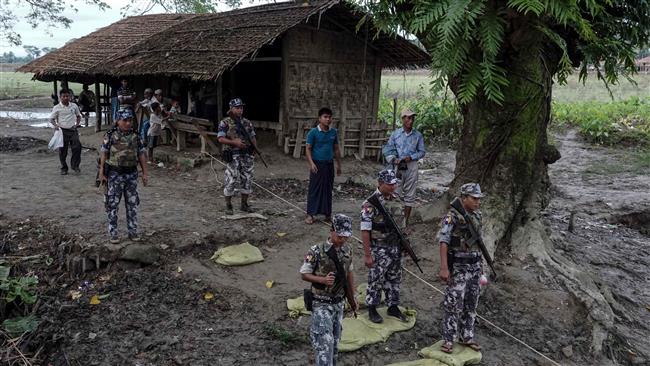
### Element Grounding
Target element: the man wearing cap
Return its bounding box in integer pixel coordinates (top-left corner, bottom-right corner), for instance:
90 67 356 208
98 109 149 244
361 169 410 324
385 109 426 226
300 213 357 366
217 98 258 214
436 183 485 354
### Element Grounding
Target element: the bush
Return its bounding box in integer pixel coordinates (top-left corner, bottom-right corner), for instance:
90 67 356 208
379 86 463 144
551 97 650 145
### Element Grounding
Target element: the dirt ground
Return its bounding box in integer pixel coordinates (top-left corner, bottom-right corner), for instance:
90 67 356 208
1 103 648 366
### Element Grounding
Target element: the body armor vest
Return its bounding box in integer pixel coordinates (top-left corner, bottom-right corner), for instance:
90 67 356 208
221 117 254 152
107 130 139 168
311 242 352 298
368 193 405 244
449 207 482 253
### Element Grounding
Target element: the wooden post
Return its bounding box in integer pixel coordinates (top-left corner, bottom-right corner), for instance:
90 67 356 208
94 81 102 132
338 97 347 157
280 36 290 148
292 122 303 159
359 113 368 159
53 80 58 99
216 76 223 122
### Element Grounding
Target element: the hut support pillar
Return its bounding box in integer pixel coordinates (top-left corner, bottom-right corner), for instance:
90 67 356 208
216 76 223 121
392 98 398 129
53 81 58 99
280 37 290 147
339 97 347 157
94 82 102 132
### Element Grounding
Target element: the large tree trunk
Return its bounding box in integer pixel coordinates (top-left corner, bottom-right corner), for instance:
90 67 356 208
448 41 560 261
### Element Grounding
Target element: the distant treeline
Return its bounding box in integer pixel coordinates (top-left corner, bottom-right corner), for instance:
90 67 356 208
1 46 58 63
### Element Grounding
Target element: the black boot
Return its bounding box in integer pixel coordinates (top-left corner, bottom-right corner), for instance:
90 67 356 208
240 194 254 213
368 305 383 324
387 305 408 322
225 197 233 215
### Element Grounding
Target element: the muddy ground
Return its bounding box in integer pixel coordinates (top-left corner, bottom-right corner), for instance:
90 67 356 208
0 105 648 366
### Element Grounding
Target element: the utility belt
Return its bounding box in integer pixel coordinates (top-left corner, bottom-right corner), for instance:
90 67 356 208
372 238 400 248
107 165 137 174
221 147 252 163
447 251 482 269
313 294 344 304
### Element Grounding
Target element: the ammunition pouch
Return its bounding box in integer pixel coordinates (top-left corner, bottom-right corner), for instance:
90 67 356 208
304 289 313 311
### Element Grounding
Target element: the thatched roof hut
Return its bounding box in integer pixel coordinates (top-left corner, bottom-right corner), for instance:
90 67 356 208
19 0 429 158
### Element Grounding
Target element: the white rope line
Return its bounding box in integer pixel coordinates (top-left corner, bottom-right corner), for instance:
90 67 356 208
204 153 562 366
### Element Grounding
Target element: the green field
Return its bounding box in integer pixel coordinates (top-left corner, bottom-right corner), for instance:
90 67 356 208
381 71 650 102
2 69 648 102
0 71 84 99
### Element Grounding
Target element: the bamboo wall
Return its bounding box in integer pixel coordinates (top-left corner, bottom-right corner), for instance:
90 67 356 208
281 25 388 159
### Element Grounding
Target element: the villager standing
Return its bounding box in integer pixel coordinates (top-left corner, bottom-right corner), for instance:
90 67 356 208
437 183 485 354
136 88 153 142
147 102 167 163
305 107 342 224
361 169 409 324
217 98 258 215
49 88 82 175
78 84 96 127
98 109 148 244
116 78 137 112
385 109 426 226
300 214 357 366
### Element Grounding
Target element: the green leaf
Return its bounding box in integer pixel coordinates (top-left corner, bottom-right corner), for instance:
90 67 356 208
507 0 545 15
0 266 9 281
2 316 39 338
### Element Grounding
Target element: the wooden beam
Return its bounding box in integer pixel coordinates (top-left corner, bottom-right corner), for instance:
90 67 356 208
339 97 347 157
216 76 223 122
94 82 102 132
392 98 398 129
292 122 303 159
53 81 58 99
280 36 290 147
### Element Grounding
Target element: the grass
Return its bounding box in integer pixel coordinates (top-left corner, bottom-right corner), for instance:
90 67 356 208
262 323 305 345
584 149 650 175
380 71 650 102
0 72 84 99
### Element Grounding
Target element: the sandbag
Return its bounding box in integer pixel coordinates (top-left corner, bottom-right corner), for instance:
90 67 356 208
287 296 311 317
210 242 264 266
386 360 448 366
417 341 482 366
339 307 417 352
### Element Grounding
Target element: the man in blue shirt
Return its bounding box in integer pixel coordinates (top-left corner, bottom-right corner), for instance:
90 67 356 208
305 107 342 224
385 109 426 226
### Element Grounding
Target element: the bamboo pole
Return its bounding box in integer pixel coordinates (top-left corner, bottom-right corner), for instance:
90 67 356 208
94 82 102 132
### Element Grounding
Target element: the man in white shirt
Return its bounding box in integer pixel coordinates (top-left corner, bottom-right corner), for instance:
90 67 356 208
49 89 82 175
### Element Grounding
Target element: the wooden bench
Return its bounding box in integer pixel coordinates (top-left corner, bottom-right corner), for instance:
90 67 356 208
168 115 220 154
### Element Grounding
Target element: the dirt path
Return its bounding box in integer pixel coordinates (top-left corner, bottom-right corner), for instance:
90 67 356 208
1 116 648 365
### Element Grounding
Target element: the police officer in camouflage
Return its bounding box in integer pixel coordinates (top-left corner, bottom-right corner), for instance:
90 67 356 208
300 214 357 366
437 183 485 354
217 98 257 215
99 109 149 244
361 169 410 324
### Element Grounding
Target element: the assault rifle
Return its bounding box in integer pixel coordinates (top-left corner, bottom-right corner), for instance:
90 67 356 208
367 194 423 273
449 197 498 280
326 246 357 318
234 118 268 168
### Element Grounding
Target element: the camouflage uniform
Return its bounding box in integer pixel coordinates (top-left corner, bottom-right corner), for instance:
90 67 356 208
217 115 256 197
101 122 145 239
437 183 484 343
299 214 353 366
361 171 405 308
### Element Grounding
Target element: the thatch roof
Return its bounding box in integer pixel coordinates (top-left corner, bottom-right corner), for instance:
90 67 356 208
19 0 429 82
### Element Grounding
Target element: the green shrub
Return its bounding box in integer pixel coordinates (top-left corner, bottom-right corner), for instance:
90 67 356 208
551 97 650 145
379 86 463 144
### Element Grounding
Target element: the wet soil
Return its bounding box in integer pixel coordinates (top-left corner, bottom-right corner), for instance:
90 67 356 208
1 112 648 365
